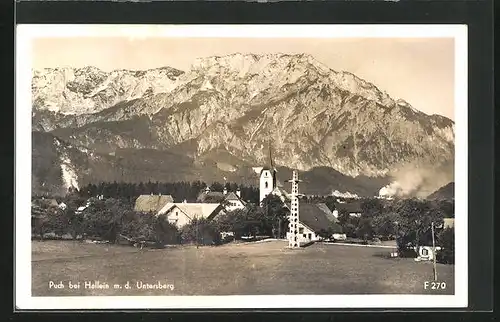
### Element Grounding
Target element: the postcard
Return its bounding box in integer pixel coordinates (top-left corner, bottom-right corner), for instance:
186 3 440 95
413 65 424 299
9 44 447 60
15 24 468 309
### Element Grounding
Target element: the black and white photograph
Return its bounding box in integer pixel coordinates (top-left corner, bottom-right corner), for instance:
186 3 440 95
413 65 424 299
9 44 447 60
15 24 468 309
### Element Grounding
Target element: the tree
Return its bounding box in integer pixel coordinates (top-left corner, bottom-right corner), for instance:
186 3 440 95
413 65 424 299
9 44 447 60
155 214 181 245
371 212 398 239
436 227 454 264
180 218 221 246
210 182 224 192
361 198 384 218
31 199 63 239
261 194 288 238
83 198 130 243
213 207 261 239
58 192 87 240
355 217 374 241
120 211 162 245
392 198 445 255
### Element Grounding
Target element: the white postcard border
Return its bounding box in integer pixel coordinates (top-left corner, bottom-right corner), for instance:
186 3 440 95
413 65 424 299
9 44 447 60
15 24 468 310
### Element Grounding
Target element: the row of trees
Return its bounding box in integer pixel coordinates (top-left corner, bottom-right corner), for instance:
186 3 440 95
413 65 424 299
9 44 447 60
37 180 344 210
215 195 289 239
33 183 454 262
337 198 454 263
60 181 262 205
31 192 290 246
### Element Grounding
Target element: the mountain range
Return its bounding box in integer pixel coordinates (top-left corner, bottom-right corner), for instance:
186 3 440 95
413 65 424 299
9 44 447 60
31 53 455 198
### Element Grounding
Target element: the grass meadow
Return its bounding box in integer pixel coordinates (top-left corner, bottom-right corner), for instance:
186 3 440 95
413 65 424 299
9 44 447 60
32 240 454 296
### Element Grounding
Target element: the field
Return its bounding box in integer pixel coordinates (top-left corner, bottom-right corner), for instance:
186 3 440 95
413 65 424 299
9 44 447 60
32 240 454 296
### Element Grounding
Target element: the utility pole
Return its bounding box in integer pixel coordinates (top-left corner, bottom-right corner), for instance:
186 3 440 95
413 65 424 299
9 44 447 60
431 222 438 281
286 170 302 248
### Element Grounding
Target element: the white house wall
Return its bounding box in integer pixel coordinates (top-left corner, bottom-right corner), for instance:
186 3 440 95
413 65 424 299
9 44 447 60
225 200 245 212
287 222 319 244
164 206 191 228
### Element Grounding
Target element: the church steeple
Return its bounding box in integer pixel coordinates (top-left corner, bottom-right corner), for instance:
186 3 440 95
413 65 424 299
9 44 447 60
268 143 277 184
259 141 277 203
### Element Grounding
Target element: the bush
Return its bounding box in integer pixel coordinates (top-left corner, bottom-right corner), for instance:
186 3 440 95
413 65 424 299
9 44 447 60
156 216 181 245
180 218 221 246
436 227 454 264
120 211 158 244
82 198 128 243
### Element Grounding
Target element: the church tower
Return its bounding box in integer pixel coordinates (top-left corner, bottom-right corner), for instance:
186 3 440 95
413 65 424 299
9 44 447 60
259 144 277 203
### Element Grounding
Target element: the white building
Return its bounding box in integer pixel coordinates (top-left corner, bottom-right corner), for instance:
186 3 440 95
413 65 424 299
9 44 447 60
259 167 277 203
224 190 247 212
197 187 247 213
156 202 224 229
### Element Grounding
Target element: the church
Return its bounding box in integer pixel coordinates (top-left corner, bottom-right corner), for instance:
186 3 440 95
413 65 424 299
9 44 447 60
257 147 344 245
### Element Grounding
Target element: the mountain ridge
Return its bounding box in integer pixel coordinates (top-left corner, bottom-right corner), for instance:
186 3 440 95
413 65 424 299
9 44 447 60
31 53 455 197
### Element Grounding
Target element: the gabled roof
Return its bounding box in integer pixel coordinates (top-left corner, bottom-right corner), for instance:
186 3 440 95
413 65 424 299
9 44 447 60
197 191 226 203
225 192 247 204
134 195 174 213
298 203 343 234
157 203 223 220
315 203 339 223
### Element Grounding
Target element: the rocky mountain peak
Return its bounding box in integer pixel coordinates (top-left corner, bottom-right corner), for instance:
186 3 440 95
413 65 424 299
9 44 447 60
31 53 455 198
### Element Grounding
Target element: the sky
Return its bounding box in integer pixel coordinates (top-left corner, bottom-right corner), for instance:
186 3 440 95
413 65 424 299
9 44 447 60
32 37 455 120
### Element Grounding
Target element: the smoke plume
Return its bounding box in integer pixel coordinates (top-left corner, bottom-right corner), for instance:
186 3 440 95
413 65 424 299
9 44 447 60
378 161 454 198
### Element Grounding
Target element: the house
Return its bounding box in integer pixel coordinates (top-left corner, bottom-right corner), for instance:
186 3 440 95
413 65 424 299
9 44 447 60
157 202 224 229
443 218 455 229
75 199 93 215
197 187 246 212
197 187 225 203
224 190 246 212
134 194 174 214
284 203 344 244
415 246 442 261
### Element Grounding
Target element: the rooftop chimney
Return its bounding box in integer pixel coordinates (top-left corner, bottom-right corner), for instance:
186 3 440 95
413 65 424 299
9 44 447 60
223 187 228 195
236 189 241 198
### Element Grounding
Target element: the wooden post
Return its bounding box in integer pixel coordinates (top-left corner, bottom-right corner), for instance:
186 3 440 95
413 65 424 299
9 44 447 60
196 218 199 249
431 222 438 281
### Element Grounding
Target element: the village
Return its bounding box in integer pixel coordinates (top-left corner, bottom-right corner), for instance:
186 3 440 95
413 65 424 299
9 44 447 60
32 153 456 253
30 148 457 297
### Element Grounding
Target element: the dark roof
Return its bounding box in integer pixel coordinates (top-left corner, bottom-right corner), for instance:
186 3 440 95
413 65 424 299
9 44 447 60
316 203 339 223
298 203 343 234
260 167 277 175
197 191 225 203
335 201 362 214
